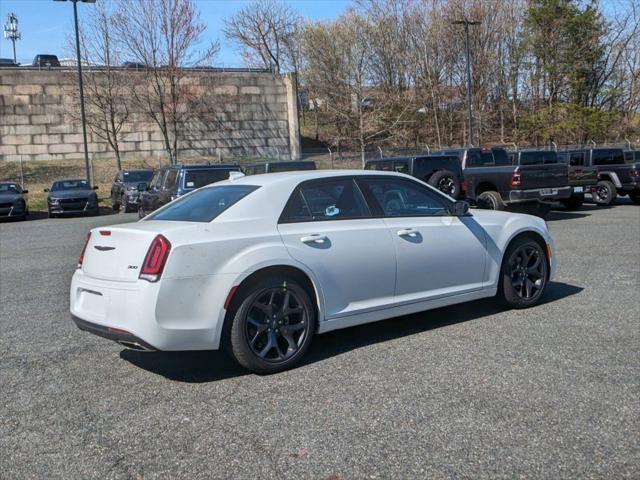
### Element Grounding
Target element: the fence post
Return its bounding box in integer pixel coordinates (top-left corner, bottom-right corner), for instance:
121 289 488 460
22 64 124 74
511 142 518 152
551 141 557 152
377 146 383 158
217 150 222 163
588 139 596 148
19 155 25 188
327 147 333 169
624 138 631 150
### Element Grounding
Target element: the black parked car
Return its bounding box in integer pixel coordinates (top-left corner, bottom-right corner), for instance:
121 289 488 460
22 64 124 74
364 155 465 199
45 179 99 218
110 169 154 213
32 54 60 67
139 164 242 217
560 148 640 205
434 146 571 216
243 160 317 175
0 182 29 220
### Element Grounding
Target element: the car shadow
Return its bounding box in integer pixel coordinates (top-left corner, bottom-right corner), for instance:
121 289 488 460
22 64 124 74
120 281 583 383
546 210 591 221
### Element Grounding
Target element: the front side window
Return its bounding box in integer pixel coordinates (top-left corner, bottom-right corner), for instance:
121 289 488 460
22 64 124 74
145 185 259 222
280 178 370 223
357 177 449 217
164 170 178 189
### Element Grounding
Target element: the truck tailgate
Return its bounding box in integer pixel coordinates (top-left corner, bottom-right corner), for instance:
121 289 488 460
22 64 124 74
517 164 568 189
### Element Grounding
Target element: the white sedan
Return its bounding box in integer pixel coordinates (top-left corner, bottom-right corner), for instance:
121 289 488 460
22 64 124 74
71 170 556 373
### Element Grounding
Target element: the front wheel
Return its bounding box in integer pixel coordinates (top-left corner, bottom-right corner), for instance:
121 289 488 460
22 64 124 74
594 180 617 206
499 237 549 309
227 275 315 374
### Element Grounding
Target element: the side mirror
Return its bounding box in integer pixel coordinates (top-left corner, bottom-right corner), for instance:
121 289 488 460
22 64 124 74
137 182 148 192
44 188 49 192
449 200 470 216
22 189 29 194
93 186 99 190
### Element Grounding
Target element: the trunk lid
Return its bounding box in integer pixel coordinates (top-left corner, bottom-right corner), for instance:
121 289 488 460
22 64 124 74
81 221 194 282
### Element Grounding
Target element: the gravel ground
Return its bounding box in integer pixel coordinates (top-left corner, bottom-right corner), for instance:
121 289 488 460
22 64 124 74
1 200 639 479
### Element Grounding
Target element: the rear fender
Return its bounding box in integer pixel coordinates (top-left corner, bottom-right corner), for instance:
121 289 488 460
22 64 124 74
598 171 622 188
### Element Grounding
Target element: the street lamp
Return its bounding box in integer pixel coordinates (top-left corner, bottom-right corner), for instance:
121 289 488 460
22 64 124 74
452 19 480 147
3 13 21 63
53 0 96 186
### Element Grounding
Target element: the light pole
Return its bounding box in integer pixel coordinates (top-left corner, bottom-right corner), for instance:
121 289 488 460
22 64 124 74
3 13 20 63
54 0 95 186
452 19 480 147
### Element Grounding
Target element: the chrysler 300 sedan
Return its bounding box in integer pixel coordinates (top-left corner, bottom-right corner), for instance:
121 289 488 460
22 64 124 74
70 170 556 374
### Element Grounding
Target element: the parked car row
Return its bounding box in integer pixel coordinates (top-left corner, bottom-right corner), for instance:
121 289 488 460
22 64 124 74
365 147 640 216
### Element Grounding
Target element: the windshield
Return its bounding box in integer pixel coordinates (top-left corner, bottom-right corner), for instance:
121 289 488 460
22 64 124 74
123 171 153 183
183 169 237 189
51 180 89 191
0 183 21 194
145 185 259 222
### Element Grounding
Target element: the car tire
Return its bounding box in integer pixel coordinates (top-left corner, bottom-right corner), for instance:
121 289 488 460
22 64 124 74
499 236 549 309
428 170 461 199
594 180 617 206
227 275 316 374
629 191 640 205
561 193 584 210
47 208 55 219
477 190 504 210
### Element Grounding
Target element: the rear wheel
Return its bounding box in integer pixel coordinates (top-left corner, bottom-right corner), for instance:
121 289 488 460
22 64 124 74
499 237 549 309
561 193 584 210
227 275 315 374
594 180 617 206
477 190 504 210
428 170 461 199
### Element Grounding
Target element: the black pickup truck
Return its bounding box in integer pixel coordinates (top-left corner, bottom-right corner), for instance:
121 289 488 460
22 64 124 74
560 148 640 205
508 150 597 210
364 155 465 199
434 147 571 216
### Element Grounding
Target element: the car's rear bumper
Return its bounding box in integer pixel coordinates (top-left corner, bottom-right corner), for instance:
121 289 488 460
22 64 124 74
70 270 231 351
71 315 158 351
508 186 572 203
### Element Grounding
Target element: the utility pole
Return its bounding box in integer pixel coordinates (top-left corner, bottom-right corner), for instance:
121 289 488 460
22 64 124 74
3 13 21 64
54 0 96 185
452 19 480 147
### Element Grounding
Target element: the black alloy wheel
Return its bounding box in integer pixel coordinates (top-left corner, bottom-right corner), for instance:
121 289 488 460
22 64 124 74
507 243 547 302
437 176 455 195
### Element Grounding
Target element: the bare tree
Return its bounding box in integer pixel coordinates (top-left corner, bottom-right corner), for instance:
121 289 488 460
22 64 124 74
223 0 301 73
113 0 219 163
76 0 129 170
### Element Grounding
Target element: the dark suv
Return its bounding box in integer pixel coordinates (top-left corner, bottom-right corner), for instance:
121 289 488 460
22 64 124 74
364 155 465 199
32 54 60 67
110 169 154 213
138 164 241 217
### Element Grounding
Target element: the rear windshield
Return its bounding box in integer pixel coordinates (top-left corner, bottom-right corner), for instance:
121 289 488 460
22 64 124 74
183 169 237 189
145 185 259 222
123 171 153 183
519 151 558 165
592 150 624 166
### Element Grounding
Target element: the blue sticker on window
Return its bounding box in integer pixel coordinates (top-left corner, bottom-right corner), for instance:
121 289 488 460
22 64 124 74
325 205 339 217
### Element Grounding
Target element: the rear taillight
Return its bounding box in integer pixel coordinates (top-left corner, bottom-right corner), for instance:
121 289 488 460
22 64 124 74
630 168 639 178
139 234 171 282
510 172 522 187
461 180 469 192
77 232 91 269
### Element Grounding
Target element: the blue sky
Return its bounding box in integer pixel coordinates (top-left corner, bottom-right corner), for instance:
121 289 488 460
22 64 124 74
0 0 352 65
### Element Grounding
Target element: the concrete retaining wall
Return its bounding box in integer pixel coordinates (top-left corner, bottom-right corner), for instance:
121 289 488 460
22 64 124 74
0 69 300 162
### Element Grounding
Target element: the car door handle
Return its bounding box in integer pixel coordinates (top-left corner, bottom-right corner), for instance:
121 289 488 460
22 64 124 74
300 234 328 244
397 228 418 237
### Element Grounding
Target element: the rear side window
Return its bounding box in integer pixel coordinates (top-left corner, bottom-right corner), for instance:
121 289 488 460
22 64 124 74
493 149 510 166
519 151 558 165
365 161 393 171
466 150 493 167
145 185 259 222
183 169 237 189
592 150 624 166
280 178 370 223
569 152 585 166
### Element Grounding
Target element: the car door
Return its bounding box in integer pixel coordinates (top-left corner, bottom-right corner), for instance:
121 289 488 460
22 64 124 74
144 170 164 213
158 169 178 208
278 176 396 319
356 176 487 303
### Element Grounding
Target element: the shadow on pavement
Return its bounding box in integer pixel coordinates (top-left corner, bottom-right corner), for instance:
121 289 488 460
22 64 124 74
121 281 583 383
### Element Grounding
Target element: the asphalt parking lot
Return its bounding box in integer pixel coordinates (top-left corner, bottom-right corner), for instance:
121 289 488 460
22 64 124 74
1 201 639 479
